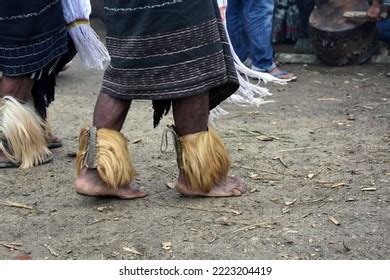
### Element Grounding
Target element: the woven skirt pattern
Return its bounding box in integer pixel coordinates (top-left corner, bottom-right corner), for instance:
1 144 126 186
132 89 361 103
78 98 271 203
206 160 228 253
101 0 238 108
0 27 68 77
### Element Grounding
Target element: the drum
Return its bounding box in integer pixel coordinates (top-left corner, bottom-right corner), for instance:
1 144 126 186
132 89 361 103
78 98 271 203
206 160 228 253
309 0 378 66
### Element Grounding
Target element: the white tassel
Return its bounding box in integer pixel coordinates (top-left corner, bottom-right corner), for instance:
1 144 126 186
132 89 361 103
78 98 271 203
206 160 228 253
67 24 110 69
209 106 229 124
210 2 288 120
61 0 110 69
224 24 287 107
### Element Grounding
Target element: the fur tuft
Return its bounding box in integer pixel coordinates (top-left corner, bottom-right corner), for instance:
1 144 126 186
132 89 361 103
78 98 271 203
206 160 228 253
76 127 136 188
0 96 52 168
76 127 89 175
180 128 231 192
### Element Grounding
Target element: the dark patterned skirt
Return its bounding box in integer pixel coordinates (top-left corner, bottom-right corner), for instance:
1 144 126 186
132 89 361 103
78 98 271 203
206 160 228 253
101 0 239 113
0 0 68 77
0 27 68 77
0 27 75 120
272 0 301 43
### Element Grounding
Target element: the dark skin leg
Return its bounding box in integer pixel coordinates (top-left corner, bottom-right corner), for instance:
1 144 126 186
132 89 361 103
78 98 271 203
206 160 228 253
92 93 131 131
0 76 34 163
75 93 147 199
172 93 246 197
75 92 245 198
0 76 34 101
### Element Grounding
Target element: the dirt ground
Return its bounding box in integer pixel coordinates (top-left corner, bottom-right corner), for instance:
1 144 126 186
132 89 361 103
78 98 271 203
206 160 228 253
1 24 389 260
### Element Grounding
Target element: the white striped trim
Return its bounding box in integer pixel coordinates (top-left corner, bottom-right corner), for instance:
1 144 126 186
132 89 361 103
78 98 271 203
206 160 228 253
0 0 59 21
104 0 183 12
109 50 225 71
110 40 220 60
0 29 67 59
106 19 216 41
0 27 66 50
104 71 220 87
102 76 229 97
0 45 66 69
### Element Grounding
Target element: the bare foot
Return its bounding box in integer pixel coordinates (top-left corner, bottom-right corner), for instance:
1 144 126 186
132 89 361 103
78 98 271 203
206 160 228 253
175 173 247 197
75 168 147 199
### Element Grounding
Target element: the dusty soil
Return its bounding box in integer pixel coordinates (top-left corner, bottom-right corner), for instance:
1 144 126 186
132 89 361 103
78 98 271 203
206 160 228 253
1 26 389 260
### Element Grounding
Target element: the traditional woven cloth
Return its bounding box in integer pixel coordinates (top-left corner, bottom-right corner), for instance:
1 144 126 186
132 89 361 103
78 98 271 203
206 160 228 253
0 0 68 76
101 0 239 111
272 0 301 43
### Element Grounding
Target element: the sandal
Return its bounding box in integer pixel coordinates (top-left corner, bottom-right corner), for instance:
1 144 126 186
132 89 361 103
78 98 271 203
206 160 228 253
47 139 63 149
269 69 297 81
0 153 53 169
45 134 63 149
